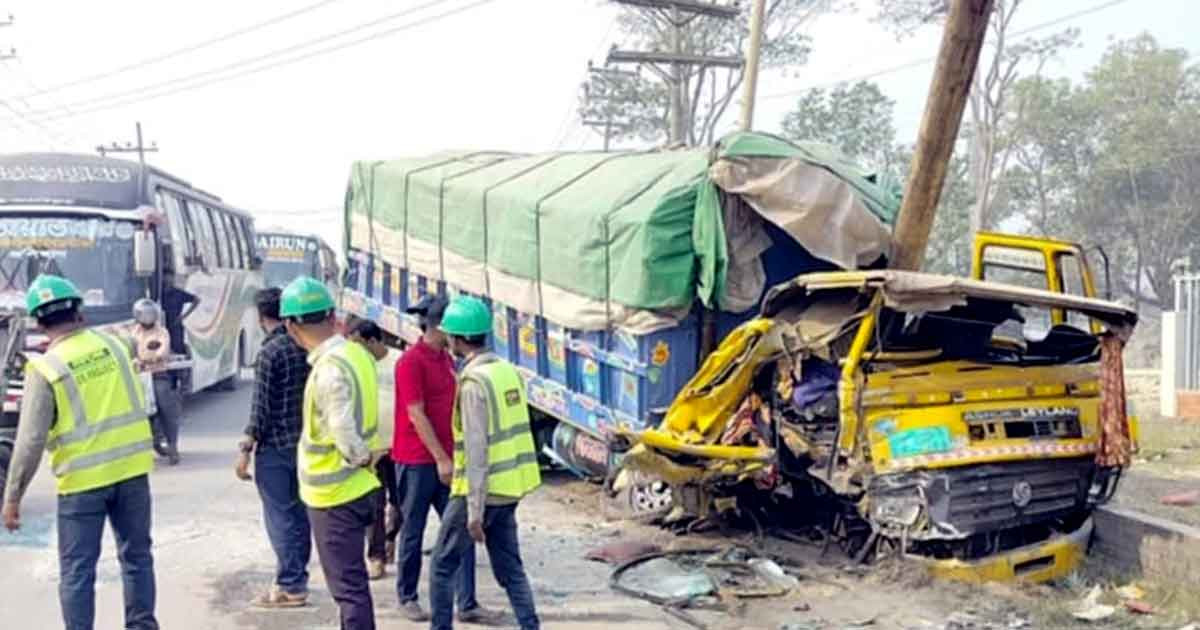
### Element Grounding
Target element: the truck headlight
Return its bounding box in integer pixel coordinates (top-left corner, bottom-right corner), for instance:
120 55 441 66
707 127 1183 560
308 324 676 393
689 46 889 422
872 496 923 527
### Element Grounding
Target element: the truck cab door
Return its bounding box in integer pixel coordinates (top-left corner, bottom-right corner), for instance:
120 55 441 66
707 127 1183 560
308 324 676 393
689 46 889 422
971 232 1103 334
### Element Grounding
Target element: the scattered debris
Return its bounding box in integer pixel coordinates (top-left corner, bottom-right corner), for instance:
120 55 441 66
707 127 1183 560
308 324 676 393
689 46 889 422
584 540 662 565
1072 586 1116 622
1160 490 1200 507
748 557 801 589
1114 583 1146 600
1125 600 1155 615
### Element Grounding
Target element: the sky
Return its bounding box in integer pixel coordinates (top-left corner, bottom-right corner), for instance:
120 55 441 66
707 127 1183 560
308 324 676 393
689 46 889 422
1 0 1197 252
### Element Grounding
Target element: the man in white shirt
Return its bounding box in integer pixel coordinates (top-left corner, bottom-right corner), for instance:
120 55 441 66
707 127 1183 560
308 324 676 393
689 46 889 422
348 318 402 580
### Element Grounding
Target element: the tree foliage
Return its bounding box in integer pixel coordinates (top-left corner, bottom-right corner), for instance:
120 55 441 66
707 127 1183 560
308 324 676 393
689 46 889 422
580 0 835 146
780 81 898 168
1005 34 1200 309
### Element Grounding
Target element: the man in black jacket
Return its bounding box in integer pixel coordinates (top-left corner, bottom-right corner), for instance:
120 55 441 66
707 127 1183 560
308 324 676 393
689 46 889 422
235 288 313 607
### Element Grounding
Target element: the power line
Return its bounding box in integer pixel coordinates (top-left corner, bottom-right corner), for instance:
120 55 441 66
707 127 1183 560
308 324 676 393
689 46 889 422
551 20 617 150
23 0 464 119
19 0 347 99
26 0 499 123
760 0 1134 101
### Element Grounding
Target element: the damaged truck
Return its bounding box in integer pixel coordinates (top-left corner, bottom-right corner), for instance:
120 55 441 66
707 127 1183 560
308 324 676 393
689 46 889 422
340 132 1137 584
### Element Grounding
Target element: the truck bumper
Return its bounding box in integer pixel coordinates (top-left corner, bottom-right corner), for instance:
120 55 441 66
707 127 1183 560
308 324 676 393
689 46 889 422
917 516 1092 584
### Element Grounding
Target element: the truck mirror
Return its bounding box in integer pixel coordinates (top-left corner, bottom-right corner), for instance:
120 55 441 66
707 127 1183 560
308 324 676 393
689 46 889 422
133 229 157 277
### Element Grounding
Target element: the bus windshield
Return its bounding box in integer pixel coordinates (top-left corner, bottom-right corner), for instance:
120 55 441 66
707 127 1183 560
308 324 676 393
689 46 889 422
0 215 147 323
257 233 320 289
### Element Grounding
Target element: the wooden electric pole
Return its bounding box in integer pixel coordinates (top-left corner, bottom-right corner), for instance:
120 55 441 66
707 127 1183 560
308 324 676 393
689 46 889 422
739 0 766 131
607 0 742 145
890 0 995 271
582 63 637 151
97 121 158 167
0 13 15 60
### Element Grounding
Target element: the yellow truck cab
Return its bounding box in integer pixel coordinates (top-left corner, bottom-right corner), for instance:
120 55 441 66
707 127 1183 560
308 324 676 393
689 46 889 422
621 235 1137 584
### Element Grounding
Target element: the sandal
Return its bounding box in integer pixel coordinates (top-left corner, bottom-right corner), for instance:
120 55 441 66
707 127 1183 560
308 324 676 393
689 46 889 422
252 586 308 608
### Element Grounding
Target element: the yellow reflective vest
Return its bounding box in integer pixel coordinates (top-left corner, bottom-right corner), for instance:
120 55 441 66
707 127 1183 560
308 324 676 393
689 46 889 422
27 329 154 495
450 359 541 500
298 340 381 508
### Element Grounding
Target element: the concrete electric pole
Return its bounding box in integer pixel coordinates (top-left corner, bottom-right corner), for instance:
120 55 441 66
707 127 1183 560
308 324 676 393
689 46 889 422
606 0 742 146
890 0 995 271
97 121 158 167
581 63 637 151
738 0 766 131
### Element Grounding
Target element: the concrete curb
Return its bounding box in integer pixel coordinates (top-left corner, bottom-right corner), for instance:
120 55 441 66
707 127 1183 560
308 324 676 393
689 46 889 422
1092 505 1200 581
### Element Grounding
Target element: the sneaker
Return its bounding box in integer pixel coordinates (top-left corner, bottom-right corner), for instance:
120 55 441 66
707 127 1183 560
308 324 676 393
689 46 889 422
458 606 505 626
252 585 308 608
399 600 430 622
367 558 385 580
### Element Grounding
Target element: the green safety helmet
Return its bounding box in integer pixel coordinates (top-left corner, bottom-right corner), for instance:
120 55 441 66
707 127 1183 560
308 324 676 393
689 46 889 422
280 276 336 319
439 295 492 337
26 274 83 318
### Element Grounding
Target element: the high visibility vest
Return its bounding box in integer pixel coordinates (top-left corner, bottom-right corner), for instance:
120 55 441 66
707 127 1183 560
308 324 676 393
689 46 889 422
450 359 541 500
27 329 154 495
298 341 381 508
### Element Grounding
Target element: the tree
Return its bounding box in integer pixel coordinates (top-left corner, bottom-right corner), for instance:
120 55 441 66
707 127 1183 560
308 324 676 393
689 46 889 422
1003 34 1200 310
780 81 898 168
580 0 835 146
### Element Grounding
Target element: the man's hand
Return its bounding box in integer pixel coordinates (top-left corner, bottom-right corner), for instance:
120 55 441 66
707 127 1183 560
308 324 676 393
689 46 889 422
435 458 453 486
2 502 20 532
235 452 253 481
468 519 485 544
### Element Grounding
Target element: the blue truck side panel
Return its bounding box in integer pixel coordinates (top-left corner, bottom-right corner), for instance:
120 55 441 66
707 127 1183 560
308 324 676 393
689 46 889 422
346 251 713 438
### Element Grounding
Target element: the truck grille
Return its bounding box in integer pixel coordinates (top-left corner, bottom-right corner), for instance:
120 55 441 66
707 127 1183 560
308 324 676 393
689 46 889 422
872 457 1095 537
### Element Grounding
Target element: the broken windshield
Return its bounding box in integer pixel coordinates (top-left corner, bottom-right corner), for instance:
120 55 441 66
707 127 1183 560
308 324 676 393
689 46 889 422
0 216 147 324
873 297 1098 366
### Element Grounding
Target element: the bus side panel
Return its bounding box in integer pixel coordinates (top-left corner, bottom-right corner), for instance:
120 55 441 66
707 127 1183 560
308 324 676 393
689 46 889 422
182 269 260 391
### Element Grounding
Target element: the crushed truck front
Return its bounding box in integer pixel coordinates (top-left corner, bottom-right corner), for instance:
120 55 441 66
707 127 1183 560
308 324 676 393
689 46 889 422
620 270 1138 582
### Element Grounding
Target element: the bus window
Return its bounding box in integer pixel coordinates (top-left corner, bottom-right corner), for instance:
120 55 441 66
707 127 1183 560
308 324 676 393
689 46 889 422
1057 253 1092 330
186 200 218 270
206 207 229 268
224 213 247 269
238 217 260 268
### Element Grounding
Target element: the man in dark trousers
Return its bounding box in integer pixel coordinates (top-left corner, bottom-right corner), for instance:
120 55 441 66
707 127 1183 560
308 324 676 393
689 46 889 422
236 287 313 608
282 276 381 630
3 275 159 629
392 295 493 623
429 295 541 630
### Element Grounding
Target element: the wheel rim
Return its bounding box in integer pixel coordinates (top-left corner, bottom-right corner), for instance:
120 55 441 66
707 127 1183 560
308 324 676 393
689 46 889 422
629 478 673 515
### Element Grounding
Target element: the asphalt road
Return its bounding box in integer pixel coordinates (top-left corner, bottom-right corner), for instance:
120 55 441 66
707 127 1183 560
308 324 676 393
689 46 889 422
2 380 1178 629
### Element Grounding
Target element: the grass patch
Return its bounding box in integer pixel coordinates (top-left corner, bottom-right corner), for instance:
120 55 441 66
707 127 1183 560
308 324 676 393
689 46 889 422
1136 413 1200 468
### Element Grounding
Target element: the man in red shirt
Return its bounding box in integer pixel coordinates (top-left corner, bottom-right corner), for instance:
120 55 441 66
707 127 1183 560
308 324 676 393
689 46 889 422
392 295 493 623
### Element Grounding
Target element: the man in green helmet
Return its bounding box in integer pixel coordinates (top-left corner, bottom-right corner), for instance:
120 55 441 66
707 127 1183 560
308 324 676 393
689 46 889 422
280 275 381 630
2 274 159 629
429 295 541 630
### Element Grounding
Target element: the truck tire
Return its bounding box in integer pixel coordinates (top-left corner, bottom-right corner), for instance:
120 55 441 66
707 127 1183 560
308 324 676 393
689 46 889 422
0 442 11 501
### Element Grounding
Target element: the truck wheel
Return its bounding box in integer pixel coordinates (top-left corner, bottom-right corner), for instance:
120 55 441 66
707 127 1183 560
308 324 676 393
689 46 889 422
0 442 11 500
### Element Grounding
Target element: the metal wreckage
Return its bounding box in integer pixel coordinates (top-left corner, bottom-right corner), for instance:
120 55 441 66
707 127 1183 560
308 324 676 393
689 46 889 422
615 257 1139 584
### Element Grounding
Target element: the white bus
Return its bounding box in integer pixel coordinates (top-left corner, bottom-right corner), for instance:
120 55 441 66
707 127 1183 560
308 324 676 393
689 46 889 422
0 152 264 484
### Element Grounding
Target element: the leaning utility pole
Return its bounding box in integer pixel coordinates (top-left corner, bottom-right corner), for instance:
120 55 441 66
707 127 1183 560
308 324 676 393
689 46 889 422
738 0 766 131
97 121 158 167
0 13 15 60
607 0 742 145
890 0 995 271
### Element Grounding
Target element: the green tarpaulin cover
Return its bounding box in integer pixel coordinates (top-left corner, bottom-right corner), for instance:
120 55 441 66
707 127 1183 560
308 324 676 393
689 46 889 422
345 132 899 332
